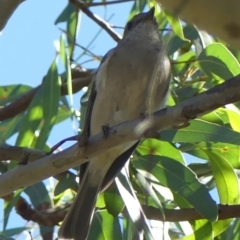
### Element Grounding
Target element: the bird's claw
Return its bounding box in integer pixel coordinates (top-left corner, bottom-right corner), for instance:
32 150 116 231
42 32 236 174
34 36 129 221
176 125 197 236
172 116 190 129
102 125 110 139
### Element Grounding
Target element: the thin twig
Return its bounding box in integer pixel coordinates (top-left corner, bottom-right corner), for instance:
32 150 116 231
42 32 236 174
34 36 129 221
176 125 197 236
59 28 102 61
48 135 78 155
86 0 134 7
70 0 121 42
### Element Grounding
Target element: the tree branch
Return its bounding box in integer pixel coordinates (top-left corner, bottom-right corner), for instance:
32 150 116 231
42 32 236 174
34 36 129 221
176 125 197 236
143 204 240 221
157 0 240 50
16 199 240 226
0 68 92 121
0 74 240 197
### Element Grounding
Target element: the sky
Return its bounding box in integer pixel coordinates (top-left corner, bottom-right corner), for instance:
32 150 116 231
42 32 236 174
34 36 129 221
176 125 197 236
0 1 219 239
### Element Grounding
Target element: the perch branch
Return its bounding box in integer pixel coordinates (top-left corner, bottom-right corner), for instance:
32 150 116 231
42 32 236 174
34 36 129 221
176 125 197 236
0 74 240 197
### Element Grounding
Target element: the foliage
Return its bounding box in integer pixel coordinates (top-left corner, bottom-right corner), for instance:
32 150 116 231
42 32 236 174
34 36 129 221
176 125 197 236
1 0 240 239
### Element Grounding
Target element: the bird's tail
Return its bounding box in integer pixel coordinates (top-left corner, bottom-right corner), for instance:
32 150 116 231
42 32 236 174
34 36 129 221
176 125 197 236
58 168 102 240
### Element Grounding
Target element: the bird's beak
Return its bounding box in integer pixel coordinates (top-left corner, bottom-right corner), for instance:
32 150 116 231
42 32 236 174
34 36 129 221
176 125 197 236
145 7 155 21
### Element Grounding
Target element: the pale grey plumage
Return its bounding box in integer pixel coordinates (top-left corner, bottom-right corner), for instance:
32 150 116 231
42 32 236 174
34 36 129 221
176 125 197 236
58 7 171 240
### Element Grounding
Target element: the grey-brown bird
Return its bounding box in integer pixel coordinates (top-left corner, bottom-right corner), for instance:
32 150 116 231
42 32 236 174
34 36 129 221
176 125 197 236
58 7 171 240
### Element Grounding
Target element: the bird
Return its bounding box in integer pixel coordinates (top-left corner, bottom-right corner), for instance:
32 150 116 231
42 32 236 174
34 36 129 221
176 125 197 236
58 7 171 240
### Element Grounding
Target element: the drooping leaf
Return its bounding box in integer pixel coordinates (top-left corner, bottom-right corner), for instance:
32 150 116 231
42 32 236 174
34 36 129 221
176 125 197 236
104 181 124 216
204 151 239 204
1 227 30 238
161 119 240 145
164 10 189 42
197 43 240 80
89 210 122 240
133 155 218 222
4 190 22 230
54 173 78 196
183 220 213 240
116 169 155 240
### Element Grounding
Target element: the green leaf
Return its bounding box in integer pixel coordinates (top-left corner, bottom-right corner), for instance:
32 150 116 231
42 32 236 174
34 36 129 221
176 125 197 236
55 104 72 124
161 119 240 145
55 2 79 58
59 35 73 111
42 60 60 125
24 182 51 208
197 43 240 80
204 151 239 204
173 82 205 103
66 6 79 58
15 88 43 148
88 210 122 240
183 220 213 240
212 219 232 238
134 170 165 220
167 25 200 55
55 3 76 24
1 227 30 238
54 174 78 196
133 155 218 221
164 10 189 42
172 51 196 77
199 109 225 126
128 0 147 20
181 142 240 169
0 234 14 240
0 114 23 145
0 84 32 105
225 218 240 240
104 181 124 216
122 216 135 240
36 59 60 149
4 190 22 230
137 138 185 164
14 59 60 150
223 107 240 132
116 170 155 240
188 162 212 177
60 34 67 67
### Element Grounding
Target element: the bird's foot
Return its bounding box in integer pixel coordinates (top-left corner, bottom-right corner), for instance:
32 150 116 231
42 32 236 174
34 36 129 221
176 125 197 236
102 124 110 139
172 116 191 129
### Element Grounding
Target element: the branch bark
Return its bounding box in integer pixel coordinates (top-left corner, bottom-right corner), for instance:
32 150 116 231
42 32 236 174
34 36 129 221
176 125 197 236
15 198 240 226
0 74 240 197
157 0 240 50
143 204 240 222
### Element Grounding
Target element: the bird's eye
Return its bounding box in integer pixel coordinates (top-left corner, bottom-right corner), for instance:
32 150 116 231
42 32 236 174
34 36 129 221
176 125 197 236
126 21 133 31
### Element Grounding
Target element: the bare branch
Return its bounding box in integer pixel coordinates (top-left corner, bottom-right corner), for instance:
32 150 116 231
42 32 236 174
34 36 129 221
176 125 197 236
157 0 240 50
70 0 121 42
16 200 240 226
16 196 67 227
143 204 240 221
0 74 240 197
